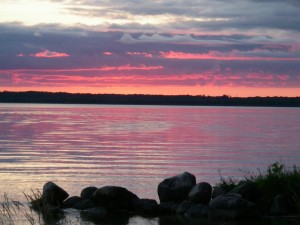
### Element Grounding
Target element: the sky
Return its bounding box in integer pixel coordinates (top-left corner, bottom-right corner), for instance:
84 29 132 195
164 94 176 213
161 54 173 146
0 0 300 97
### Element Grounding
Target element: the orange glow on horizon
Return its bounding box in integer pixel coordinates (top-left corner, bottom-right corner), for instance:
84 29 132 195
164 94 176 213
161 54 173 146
1 86 299 97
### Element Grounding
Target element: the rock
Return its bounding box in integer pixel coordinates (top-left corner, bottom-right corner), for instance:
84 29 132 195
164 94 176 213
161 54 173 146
80 186 98 199
184 204 210 218
42 182 69 206
157 202 180 214
75 198 96 210
188 182 212 205
81 207 107 221
62 196 81 208
93 186 139 210
212 186 225 199
132 198 159 214
209 194 259 219
157 172 196 203
62 196 96 210
229 182 261 202
270 195 290 215
176 200 194 214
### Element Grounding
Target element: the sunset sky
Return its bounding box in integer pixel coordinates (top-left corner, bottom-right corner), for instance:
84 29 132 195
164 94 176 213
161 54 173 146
0 0 300 97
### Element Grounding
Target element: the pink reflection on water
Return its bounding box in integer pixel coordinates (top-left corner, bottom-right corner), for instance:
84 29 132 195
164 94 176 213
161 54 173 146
0 104 299 200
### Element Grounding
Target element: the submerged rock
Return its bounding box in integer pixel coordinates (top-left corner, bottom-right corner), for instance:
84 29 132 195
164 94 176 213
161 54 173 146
157 172 196 203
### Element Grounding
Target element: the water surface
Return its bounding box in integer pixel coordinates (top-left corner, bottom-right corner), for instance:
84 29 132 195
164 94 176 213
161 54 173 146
0 104 299 210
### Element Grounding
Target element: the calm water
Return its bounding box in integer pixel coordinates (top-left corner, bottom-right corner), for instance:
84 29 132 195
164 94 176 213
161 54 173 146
0 104 300 224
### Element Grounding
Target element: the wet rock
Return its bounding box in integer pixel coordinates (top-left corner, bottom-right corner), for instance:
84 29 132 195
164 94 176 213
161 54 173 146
209 194 259 219
158 172 196 203
93 186 139 210
42 182 69 206
188 182 212 205
80 186 98 199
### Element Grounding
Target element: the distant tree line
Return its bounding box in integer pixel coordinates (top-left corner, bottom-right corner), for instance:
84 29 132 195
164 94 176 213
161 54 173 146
0 91 299 107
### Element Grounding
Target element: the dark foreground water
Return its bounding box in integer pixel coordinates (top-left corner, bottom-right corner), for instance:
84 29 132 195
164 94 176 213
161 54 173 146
0 104 300 224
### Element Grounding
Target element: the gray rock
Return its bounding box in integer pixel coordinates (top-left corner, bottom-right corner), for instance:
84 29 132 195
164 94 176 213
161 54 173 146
209 194 258 219
229 182 261 202
157 172 196 203
270 195 290 215
176 200 194 214
42 182 69 206
185 204 210 218
132 198 158 214
188 182 212 205
93 186 139 210
80 186 98 199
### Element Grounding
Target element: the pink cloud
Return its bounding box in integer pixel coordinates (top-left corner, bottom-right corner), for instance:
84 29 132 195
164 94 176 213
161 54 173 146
103 51 113 55
30 50 70 58
160 51 300 61
17 53 25 57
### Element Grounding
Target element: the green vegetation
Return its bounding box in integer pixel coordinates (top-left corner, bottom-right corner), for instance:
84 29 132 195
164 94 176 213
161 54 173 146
216 162 300 214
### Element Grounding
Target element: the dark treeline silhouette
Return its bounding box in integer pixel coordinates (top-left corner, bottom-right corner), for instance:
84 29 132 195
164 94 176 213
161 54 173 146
0 91 299 107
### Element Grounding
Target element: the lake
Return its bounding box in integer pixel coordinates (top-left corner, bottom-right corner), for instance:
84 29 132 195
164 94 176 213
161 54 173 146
0 103 299 224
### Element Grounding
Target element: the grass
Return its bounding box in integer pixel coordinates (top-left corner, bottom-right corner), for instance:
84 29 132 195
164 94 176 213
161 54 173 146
0 190 80 225
215 162 300 214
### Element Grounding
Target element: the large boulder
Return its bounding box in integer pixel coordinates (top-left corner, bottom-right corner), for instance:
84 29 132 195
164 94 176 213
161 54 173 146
229 182 261 202
93 186 139 210
158 172 196 203
81 186 98 199
188 182 212 205
209 194 259 219
42 182 69 206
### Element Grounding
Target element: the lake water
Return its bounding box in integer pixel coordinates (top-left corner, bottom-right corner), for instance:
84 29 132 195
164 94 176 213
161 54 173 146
0 104 300 224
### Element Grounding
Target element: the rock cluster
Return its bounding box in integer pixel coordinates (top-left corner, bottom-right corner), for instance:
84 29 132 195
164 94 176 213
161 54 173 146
31 172 293 223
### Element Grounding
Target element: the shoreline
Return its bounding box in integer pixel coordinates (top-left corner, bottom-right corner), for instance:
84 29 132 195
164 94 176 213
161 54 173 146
1 91 300 107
